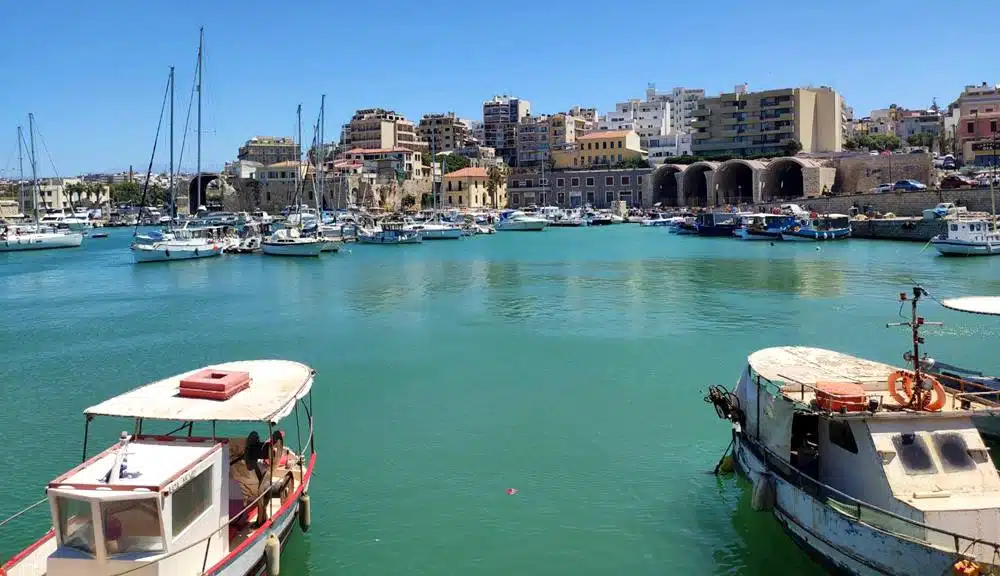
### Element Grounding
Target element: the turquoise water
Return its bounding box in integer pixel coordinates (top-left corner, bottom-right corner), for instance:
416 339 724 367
2 226 1000 575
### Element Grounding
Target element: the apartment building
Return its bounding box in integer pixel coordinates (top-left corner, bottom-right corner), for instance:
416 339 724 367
508 167 651 209
551 130 644 170
342 108 424 154
516 113 590 167
237 136 300 165
417 112 474 152
482 95 531 167
661 86 705 133
898 109 942 141
949 83 1000 159
344 146 424 179
691 85 844 157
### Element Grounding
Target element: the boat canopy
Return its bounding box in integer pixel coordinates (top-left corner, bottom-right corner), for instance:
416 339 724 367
748 346 895 387
941 296 1000 316
84 360 313 424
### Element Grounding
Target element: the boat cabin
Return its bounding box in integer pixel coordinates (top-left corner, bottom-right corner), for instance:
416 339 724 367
6 360 316 576
794 213 850 231
736 347 1000 560
943 219 1000 243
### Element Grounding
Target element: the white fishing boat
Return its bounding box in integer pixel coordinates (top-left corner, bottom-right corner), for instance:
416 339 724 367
640 214 673 227
261 228 323 257
0 224 83 251
0 359 317 576
496 210 547 231
931 219 1000 256
358 222 423 244
707 286 1000 575
131 224 225 263
779 213 852 241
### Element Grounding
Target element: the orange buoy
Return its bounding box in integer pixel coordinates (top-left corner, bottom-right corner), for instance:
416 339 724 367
888 370 946 412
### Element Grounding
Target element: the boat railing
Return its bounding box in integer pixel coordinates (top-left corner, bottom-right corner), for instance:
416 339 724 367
749 437 999 559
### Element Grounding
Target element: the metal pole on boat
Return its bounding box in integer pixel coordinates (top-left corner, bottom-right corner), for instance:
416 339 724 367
169 66 175 219
320 94 325 212
196 27 203 212
28 114 38 224
16 126 24 217
296 104 302 222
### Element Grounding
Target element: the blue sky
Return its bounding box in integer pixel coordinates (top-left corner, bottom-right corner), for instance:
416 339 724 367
0 0 994 176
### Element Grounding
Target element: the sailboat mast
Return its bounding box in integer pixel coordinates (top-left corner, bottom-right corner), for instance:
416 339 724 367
196 27 203 209
319 94 325 212
28 114 38 223
169 66 175 218
296 104 302 214
16 126 24 217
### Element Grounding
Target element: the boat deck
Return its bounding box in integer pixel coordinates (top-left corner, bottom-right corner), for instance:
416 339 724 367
751 347 1000 415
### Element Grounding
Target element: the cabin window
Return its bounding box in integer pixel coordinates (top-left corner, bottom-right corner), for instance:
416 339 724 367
102 498 165 555
57 496 96 554
171 465 213 538
828 420 858 454
892 433 936 475
932 433 977 472
950 224 958 231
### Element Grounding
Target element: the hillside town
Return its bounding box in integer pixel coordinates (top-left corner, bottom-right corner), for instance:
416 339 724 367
1 80 998 221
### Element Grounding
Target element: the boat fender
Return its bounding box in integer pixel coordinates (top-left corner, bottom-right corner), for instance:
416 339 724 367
299 492 311 532
264 532 280 575
194 248 199 256
164 249 170 258
750 474 775 512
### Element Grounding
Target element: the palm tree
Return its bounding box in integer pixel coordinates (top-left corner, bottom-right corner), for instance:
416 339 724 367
486 164 509 209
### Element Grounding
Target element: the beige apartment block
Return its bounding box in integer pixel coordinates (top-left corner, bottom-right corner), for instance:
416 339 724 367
418 113 474 152
343 108 425 154
691 85 843 157
237 136 300 165
551 130 645 170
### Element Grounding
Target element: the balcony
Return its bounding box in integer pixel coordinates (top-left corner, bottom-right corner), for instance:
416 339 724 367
778 112 794 121
692 107 710 117
691 119 710 129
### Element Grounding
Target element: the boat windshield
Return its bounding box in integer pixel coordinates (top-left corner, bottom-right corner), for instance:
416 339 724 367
101 497 165 556
57 496 96 554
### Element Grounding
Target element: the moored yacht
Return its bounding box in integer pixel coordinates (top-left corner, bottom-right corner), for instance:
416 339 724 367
358 221 423 244
707 286 1000 575
261 227 324 257
0 359 317 576
931 219 1000 256
496 210 547 231
0 224 84 251
39 211 91 232
694 212 741 236
131 223 224 263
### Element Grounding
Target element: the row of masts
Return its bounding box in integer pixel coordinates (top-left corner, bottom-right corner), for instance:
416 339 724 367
15 114 40 224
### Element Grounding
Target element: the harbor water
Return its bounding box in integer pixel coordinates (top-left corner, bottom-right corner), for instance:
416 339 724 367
2 226 1000 575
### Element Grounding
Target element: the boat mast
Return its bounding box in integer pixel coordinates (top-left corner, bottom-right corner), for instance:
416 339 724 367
28 113 38 224
16 126 24 218
196 27 203 211
318 94 325 214
169 65 175 219
296 103 302 222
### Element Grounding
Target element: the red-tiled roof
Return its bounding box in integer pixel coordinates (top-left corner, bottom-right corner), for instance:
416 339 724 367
578 130 631 140
444 167 488 178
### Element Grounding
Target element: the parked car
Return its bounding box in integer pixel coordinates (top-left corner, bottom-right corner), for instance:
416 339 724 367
893 179 927 191
869 183 894 193
940 174 976 189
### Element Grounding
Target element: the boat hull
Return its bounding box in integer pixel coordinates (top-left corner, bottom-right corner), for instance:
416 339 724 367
320 239 342 252
640 220 672 227
931 238 1000 256
497 221 547 231
261 241 324 257
733 433 982 576
696 225 739 237
738 228 784 241
779 228 851 241
418 228 464 239
0 232 83 252
358 232 423 244
132 242 223 263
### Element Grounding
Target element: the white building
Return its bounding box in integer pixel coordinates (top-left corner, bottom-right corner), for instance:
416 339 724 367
648 85 705 133
598 85 705 165
646 133 693 164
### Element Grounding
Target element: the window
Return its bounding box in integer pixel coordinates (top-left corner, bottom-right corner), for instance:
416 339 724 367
57 497 95 554
602 141 608 149
605 191 614 203
172 465 213 538
828 421 858 454
992 120 998 133
605 176 613 185
586 177 595 187
538 193 545 204
571 177 579 186
637 175 643 184
540 178 548 186
103 498 165 555
511 180 519 188
557 192 565 204
968 122 975 134
448 195 453 204
621 176 630 185
458 195 463 205
556 178 565 187
447 181 452 191
512 193 520 205
618 154 623 162
932 433 977 472
573 157 578 166
892 433 936 475
586 191 595 203
526 180 533 187
587 142 593 150
618 141 623 148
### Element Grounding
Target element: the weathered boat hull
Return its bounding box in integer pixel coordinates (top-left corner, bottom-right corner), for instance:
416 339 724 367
931 238 1000 256
738 228 785 241
734 433 986 576
132 242 223 262
261 240 324 256
779 228 851 241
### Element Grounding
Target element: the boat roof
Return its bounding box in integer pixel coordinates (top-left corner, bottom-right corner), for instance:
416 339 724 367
85 360 313 424
941 296 1000 316
748 346 894 386
52 439 217 492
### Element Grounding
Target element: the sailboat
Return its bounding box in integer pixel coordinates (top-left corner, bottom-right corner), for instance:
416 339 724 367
262 105 323 257
0 116 84 252
310 96 341 252
132 34 222 264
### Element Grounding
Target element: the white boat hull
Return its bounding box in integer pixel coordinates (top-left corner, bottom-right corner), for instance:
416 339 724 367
734 433 980 576
419 228 464 239
931 238 1000 256
132 242 223 263
0 232 83 252
262 240 324 257
320 239 342 252
496 220 546 231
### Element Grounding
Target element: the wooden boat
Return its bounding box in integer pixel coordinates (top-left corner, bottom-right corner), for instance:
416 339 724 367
1 360 317 576
707 287 1000 575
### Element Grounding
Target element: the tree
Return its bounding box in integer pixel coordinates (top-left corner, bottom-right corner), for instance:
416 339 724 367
843 137 858 151
906 133 934 148
615 156 650 169
438 153 470 174
110 181 142 206
783 139 803 156
868 133 901 152
485 164 508 209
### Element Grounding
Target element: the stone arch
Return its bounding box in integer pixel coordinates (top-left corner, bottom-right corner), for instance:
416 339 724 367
187 173 222 214
762 157 821 202
681 161 718 207
715 159 766 206
652 164 683 207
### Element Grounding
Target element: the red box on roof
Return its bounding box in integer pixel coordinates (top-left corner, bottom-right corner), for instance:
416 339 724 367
815 382 867 413
179 369 251 400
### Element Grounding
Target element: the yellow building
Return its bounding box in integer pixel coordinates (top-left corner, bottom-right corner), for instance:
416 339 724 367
551 130 644 169
440 167 506 209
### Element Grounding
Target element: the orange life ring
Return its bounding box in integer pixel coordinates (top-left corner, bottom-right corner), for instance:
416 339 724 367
887 370 945 412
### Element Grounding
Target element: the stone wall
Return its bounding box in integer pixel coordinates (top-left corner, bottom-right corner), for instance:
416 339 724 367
763 188 997 217
831 154 933 194
850 219 946 241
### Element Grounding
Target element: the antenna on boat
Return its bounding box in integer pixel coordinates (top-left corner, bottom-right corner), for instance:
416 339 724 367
102 431 133 484
886 286 944 408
